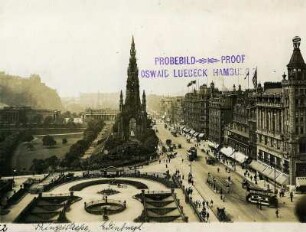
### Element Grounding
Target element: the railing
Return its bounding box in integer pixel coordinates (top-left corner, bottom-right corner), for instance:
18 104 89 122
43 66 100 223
172 175 207 222
144 190 172 195
41 193 71 198
85 199 125 208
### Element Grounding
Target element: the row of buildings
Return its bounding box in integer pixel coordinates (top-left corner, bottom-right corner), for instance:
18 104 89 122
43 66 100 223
161 37 306 188
0 106 61 125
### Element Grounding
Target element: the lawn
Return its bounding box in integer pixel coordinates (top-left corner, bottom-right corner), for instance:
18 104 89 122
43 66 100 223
11 133 84 172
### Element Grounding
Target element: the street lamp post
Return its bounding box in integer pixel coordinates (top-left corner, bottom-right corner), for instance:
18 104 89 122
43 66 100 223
12 169 16 186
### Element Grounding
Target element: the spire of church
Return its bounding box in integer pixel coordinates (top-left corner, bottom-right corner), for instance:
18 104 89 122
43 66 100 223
142 90 146 111
125 36 141 107
119 90 123 112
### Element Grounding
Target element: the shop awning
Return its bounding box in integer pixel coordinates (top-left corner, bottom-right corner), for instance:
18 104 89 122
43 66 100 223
232 151 248 163
250 161 287 184
276 173 289 186
220 146 235 157
296 177 306 187
193 132 199 137
262 166 282 181
198 133 205 138
183 128 190 132
189 130 195 135
207 141 219 149
249 160 268 174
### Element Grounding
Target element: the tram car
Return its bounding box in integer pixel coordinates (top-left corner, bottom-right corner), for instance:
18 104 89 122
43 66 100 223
246 186 278 208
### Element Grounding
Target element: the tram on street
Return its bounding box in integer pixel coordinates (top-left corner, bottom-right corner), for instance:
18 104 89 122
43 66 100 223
245 186 278 208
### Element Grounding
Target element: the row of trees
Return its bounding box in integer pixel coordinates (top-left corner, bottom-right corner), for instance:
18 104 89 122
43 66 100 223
89 128 159 168
0 131 34 175
61 119 104 169
31 155 60 174
30 119 104 173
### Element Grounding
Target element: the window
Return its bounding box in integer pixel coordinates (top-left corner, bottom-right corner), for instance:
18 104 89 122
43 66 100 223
300 142 306 153
301 127 304 134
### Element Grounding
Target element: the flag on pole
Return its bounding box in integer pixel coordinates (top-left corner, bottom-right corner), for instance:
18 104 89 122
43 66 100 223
187 81 192 87
252 68 257 88
192 80 196 85
244 69 249 80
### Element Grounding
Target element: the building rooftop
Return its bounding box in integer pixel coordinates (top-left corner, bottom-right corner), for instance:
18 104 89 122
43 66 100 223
262 88 282 95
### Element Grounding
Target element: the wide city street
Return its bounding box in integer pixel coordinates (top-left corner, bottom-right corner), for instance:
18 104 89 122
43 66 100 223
142 121 299 222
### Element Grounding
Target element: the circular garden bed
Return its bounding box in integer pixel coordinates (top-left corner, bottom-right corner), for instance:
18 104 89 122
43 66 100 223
84 199 126 215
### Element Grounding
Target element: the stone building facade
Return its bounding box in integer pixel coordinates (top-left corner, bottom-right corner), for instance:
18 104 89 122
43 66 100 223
226 89 257 159
0 106 60 125
208 89 236 145
182 83 217 138
255 37 306 186
281 37 306 185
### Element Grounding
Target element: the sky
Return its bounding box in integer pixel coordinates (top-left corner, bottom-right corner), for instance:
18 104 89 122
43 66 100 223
0 0 306 97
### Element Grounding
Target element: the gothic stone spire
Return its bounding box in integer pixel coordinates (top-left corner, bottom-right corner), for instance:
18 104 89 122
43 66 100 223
125 36 141 108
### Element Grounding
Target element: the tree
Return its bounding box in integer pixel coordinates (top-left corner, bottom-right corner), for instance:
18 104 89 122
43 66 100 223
62 138 68 144
42 135 57 147
45 155 59 169
26 143 34 151
43 116 54 126
31 159 48 174
31 114 43 125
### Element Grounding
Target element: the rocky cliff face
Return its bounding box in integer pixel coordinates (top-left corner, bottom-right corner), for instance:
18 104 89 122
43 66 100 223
0 72 63 110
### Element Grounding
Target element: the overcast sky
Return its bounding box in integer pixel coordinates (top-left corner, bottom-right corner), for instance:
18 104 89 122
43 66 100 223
0 0 305 97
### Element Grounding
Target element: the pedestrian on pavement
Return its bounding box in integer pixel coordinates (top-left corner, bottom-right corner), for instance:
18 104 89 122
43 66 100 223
166 164 168 169
257 200 260 209
182 158 184 163
275 208 279 218
210 200 214 207
290 192 293 202
250 176 253 181
217 167 220 173
206 212 210 222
